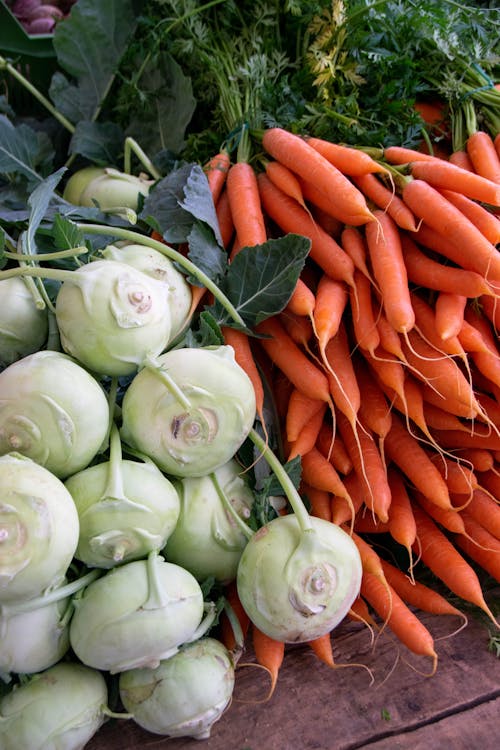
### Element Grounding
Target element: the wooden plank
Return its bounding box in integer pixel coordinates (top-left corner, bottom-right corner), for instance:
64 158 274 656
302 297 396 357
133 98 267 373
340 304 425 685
87 609 500 750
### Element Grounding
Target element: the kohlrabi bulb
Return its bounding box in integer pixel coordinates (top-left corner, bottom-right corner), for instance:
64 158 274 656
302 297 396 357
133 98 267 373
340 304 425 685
69 552 205 673
0 350 109 479
65 456 181 569
0 662 109 750
78 168 152 211
102 243 192 341
56 260 172 376
0 453 79 604
120 346 256 477
62 166 106 205
164 459 254 583
236 514 362 642
119 638 235 740
0 277 48 369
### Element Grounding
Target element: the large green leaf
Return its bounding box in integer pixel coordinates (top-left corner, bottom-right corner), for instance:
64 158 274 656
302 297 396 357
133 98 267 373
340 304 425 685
49 0 138 123
0 116 54 188
69 121 125 165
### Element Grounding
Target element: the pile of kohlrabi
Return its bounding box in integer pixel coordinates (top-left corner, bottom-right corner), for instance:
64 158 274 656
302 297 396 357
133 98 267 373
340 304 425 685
0 160 362 749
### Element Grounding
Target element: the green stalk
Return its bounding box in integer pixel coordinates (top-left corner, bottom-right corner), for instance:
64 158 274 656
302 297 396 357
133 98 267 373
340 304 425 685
0 569 101 617
124 137 162 180
210 472 254 541
74 223 246 328
0 55 75 134
248 428 312 533
143 354 192 411
3 246 88 262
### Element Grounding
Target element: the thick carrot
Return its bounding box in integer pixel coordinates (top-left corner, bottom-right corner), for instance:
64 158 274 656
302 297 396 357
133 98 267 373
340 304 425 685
455 514 500 583
403 181 500 280
257 173 356 286
349 269 380 355
286 388 325 443
287 402 327 460
365 210 415 334
255 316 331 403
352 173 418 231
301 448 356 523
215 188 235 249
312 275 349 358
222 326 265 428
384 412 452 510
386 467 417 565
279 309 314 349
306 633 335 667
449 150 475 172
264 158 308 208
252 625 285 698
300 481 332 523
458 488 500 540
204 149 231 204
226 161 267 251
434 292 467 341
340 226 375 285
466 130 500 184
305 136 388 176
380 559 465 618
316 422 353 476
285 278 316 318
360 571 438 668
383 146 438 164
412 505 498 624
408 161 500 206
439 189 500 245
261 128 375 225
331 470 365 526
400 232 493 298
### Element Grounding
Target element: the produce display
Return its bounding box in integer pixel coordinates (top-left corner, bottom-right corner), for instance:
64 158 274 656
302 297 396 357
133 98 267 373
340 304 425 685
0 0 499 747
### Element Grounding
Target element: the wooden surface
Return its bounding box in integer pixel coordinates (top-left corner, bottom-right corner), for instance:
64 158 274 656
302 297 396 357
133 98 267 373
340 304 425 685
87 605 500 750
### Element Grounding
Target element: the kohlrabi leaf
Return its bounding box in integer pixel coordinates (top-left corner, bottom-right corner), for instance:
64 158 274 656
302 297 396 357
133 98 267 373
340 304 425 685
206 234 311 328
69 121 125 165
0 116 54 188
50 0 138 123
125 52 196 156
22 168 67 256
140 162 194 242
184 310 225 349
179 164 222 245
186 222 227 285
52 214 86 251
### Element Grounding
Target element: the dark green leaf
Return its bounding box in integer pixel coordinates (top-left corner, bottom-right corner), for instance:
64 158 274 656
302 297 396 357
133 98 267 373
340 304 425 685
205 234 311 328
186 222 227 285
22 168 67 256
179 164 222 245
184 310 224 348
69 121 125 165
263 455 302 497
0 116 54 188
139 163 194 241
52 214 85 251
125 52 196 156
50 0 138 122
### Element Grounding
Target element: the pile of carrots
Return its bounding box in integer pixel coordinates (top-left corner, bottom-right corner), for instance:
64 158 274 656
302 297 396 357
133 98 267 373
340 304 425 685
202 125 500 693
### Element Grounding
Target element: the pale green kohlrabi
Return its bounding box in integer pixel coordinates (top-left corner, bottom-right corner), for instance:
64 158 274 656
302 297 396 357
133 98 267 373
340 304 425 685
0 350 109 479
0 453 80 604
64 424 180 569
119 638 235 740
0 662 110 750
63 166 153 214
0 277 48 370
0 569 99 681
101 243 192 342
55 259 173 377
120 345 256 477
236 430 363 643
69 551 215 673
164 458 254 583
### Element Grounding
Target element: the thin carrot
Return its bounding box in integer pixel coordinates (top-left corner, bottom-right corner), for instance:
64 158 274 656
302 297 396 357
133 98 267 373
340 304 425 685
252 625 285 699
264 158 308 209
355 360 393 449
286 388 325 443
422 401 473 433
383 145 438 164
414 490 469 535
413 223 500 282
431 426 500 452
449 149 475 171
306 634 335 667
386 467 417 569
312 275 349 359
379 559 465 618
352 173 418 231
301 448 356 525
305 136 388 176
365 210 415 334
284 278 316 318
300 481 332 523
287 402 327 460
348 595 377 629
316 422 353 476
222 326 266 429
204 149 231 204
384 412 453 510
349 268 380 355
412 505 498 625
439 189 500 245
340 226 375 285
261 127 375 225
454 514 500 583
279 309 314 349
226 161 267 252
375 311 407 362
403 181 500 282
220 580 250 651
428 454 478 497
331 470 365 526
353 513 390 534
457 488 500 540
466 130 500 184
215 188 235 249
310 204 344 238
360 571 438 669
434 292 467 341
255 316 332 403
408 161 500 206
363 348 408 407
454 448 494 474
323 322 361 421
257 173 356 286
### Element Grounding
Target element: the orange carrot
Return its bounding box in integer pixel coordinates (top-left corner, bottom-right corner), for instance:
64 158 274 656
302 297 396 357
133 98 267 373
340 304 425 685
412 505 498 624
287 402 327 460
455 448 494 474
300 481 332 523
285 278 316 318
204 149 231 204
220 580 250 651
312 275 349 357
383 146 438 164
264 159 308 208
286 388 325 443
355 363 393 446
222 326 265 428
458 488 500 540
409 161 500 205
226 161 267 251
449 149 475 171
466 130 500 184
252 625 285 698
305 136 387 176
301 448 356 522
331 470 365 526
386 467 417 564
349 268 380 355
352 173 418 231
434 292 467 341
316 422 353 476
384 412 453 510
454 514 500 583
262 127 375 225
365 210 415 334
380 559 464 618
414 490 468 535
215 188 235 249
403 181 500 281
439 189 500 244
340 226 375 284
279 309 314 349
310 204 344 238
324 322 361 421
360 571 438 667
257 173 356 286
306 633 335 667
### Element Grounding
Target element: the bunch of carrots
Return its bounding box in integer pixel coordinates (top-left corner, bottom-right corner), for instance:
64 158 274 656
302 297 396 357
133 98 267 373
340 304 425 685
198 125 500 696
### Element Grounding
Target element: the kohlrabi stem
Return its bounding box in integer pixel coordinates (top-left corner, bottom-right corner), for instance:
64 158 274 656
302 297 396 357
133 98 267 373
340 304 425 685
124 137 162 180
0 55 75 134
0 266 76 284
76 224 246 328
3 246 88 262
101 423 127 502
143 354 192 410
249 428 313 532
0 569 102 617
210 473 254 541
46 310 61 352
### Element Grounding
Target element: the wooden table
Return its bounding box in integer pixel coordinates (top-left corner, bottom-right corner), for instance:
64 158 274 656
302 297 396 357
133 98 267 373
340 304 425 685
87 605 500 750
